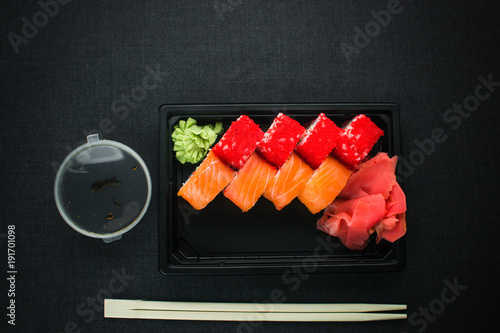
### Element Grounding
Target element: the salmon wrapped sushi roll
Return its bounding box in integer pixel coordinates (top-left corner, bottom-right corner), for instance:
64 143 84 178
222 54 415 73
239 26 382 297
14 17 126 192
223 152 276 212
177 151 235 210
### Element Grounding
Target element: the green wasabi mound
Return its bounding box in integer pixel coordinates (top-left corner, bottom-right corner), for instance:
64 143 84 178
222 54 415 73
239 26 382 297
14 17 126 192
171 118 223 164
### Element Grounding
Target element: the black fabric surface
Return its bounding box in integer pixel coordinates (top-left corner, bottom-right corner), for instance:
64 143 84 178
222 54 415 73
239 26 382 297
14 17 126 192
1 0 499 332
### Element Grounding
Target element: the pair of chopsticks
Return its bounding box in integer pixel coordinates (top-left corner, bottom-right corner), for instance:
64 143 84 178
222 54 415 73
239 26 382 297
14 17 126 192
104 299 407 322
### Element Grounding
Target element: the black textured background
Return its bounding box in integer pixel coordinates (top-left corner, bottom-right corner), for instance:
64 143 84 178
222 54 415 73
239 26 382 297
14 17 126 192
1 0 499 332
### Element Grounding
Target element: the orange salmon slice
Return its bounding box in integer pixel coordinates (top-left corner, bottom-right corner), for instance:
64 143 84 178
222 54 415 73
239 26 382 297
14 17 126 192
223 153 277 212
298 155 352 214
178 151 235 210
263 152 314 210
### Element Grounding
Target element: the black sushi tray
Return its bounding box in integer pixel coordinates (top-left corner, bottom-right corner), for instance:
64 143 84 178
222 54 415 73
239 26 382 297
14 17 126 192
158 103 404 275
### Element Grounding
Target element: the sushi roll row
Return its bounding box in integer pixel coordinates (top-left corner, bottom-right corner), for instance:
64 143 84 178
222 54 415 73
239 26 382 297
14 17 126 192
177 113 384 214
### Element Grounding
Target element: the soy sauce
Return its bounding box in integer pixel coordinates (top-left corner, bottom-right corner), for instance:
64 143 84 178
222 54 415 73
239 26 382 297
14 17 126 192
58 145 149 235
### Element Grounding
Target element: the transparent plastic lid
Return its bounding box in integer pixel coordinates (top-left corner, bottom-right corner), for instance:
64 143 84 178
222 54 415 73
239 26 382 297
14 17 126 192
54 134 152 242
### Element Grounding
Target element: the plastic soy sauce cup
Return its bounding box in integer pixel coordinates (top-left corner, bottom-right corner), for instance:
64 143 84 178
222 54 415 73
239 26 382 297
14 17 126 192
54 134 152 242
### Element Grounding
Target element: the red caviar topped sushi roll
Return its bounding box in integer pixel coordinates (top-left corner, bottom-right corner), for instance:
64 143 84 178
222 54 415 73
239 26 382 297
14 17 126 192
331 114 384 169
256 113 305 168
295 113 341 169
212 115 264 170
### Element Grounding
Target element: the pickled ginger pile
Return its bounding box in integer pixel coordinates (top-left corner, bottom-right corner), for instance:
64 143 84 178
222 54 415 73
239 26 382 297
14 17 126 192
317 152 406 250
174 113 406 250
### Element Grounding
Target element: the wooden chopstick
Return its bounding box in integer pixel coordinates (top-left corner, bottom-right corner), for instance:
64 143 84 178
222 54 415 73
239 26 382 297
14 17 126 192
104 299 407 322
105 299 406 313
105 309 407 322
